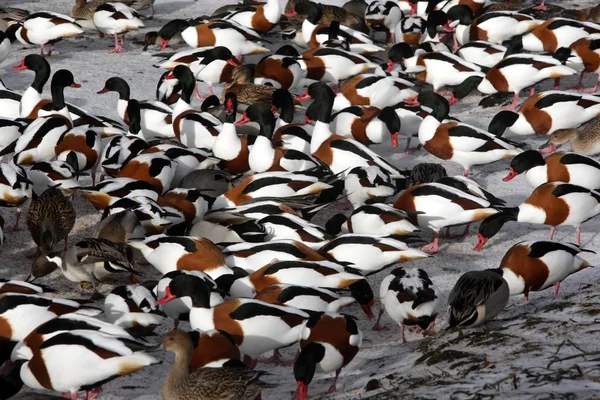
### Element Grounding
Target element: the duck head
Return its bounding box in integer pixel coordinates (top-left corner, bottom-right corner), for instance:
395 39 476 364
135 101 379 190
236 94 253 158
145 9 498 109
378 106 401 147
304 82 335 124
271 88 295 122
13 54 51 93
503 150 545 181
162 329 194 355
348 279 374 318
417 91 449 122
488 110 519 138
156 273 212 308
170 65 195 104
28 251 64 283
387 42 414 71
157 19 191 50
539 128 577 154
287 1 322 25
446 4 473 27
223 92 238 124
97 76 130 99
293 342 325 400
204 46 240 67
474 209 519 250
242 103 275 138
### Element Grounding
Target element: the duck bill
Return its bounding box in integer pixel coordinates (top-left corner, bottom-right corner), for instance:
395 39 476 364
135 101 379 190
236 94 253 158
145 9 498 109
285 10 298 17
502 167 517 182
538 142 556 154
159 38 169 51
165 73 176 80
235 112 250 125
361 300 374 319
295 382 308 400
12 59 27 71
295 90 311 101
71 82 82 89
473 234 488 251
228 57 241 66
386 60 395 72
156 287 176 304
97 87 109 94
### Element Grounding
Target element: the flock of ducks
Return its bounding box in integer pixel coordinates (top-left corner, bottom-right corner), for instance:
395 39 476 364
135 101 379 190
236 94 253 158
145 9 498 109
0 0 599 399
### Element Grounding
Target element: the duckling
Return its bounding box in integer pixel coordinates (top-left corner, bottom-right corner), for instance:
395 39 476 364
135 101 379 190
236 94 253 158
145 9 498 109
26 187 75 253
223 66 278 107
540 118 600 155
162 330 277 400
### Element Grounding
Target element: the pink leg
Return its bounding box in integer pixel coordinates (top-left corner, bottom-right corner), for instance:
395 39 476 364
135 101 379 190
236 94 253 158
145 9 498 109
453 33 458 52
120 35 125 47
6 208 21 232
327 369 341 393
332 84 339 93
420 231 440 254
548 226 555 240
462 169 470 177
40 44 46 57
372 307 389 331
261 348 289 365
554 281 560 296
529 87 535 97
532 0 546 11
501 92 520 111
194 83 206 100
524 293 529 302
391 32 396 44
400 324 407 343
422 320 436 336
108 33 122 53
208 85 215 96
572 71 586 91
576 226 581 246
553 78 560 90
581 75 600 94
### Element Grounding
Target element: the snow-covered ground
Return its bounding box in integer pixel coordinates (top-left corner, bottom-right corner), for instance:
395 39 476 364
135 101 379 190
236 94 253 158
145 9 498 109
2 0 600 399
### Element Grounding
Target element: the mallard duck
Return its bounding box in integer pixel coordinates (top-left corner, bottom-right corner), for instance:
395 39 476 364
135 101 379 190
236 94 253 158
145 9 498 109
540 117 600 155
284 0 368 33
71 0 106 21
26 187 75 253
0 7 29 32
222 66 277 107
161 329 277 400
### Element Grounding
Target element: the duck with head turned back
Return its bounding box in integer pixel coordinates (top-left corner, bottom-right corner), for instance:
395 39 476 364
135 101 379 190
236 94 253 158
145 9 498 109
162 329 276 400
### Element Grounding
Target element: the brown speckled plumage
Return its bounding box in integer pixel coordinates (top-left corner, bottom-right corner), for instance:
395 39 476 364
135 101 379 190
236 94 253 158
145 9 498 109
71 0 107 20
223 66 277 105
285 0 368 33
162 330 276 400
546 118 600 155
26 187 75 252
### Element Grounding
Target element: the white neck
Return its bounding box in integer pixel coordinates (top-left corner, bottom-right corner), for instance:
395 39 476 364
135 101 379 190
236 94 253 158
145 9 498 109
20 87 43 118
457 25 469 45
417 115 441 144
213 122 241 161
302 19 317 42
311 121 333 154
275 118 288 130
117 99 128 121
249 135 275 173
172 98 192 119
263 0 281 24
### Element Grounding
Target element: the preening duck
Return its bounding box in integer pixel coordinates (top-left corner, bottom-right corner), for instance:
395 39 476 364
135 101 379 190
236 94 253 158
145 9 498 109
447 270 509 333
489 240 594 301
476 182 600 248
222 0 281 33
255 45 304 89
416 91 523 176
330 106 400 146
504 150 600 190
342 165 399 208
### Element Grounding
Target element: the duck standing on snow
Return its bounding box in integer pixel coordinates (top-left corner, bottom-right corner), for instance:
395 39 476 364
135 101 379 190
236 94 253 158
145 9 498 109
447 270 509 334
26 187 75 252
376 267 439 343
416 91 523 176
540 118 600 156
294 312 362 399
222 0 281 33
162 330 276 400
0 163 32 231
5 11 84 56
489 240 594 301
93 2 145 53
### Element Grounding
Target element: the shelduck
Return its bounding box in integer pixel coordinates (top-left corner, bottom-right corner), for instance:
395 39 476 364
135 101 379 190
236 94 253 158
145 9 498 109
489 240 594 301
258 214 332 248
93 2 144 53
169 65 223 150
447 270 509 331
212 93 252 174
0 279 56 295
145 144 219 187
28 161 80 198
304 82 404 179
540 120 600 155
377 267 439 342
393 15 425 46
188 211 268 244
161 330 275 400
319 234 429 276
229 259 367 302
104 283 165 334
331 73 418 111
177 19 269 57
158 188 212 223
97 77 175 140
504 150 600 189
255 284 356 313
294 312 362 398
330 106 400 146
456 41 507 68
80 178 158 210
557 35 600 92
7 329 157 400
464 53 577 110
117 152 176 194
476 182 600 248
26 187 75 252
129 234 233 290
516 18 600 53
155 270 224 328
0 163 32 231
5 11 84 56
222 0 281 33
29 238 135 293
325 203 419 236
416 92 523 175
487 91 600 136
107 195 176 235
271 89 313 153
223 240 327 272
186 329 244 369
386 43 485 96
393 182 501 253
156 274 310 363
100 130 150 178
364 0 402 43
446 6 541 46
255 45 304 89
54 128 101 183
342 165 398 207
244 103 321 173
